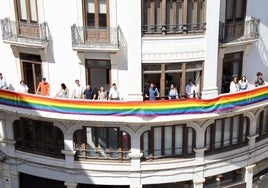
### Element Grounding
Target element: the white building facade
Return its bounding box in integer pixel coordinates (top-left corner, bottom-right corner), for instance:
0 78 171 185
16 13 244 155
0 0 268 187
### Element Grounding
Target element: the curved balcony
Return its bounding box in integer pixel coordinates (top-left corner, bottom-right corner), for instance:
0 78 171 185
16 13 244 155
0 86 268 123
1 87 268 187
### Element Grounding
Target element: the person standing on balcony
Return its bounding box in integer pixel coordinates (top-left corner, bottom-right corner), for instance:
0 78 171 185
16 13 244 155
55 83 69 98
168 83 179 100
98 86 107 100
17 80 29 93
229 76 239 93
0 73 8 89
254 72 265 87
145 82 159 100
83 85 96 100
185 79 196 98
72 79 84 99
239 75 248 91
109 83 120 100
36 77 50 96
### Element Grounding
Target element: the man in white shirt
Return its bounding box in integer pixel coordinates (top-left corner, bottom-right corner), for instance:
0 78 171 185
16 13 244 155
0 73 8 89
109 83 120 100
185 79 196 98
72 79 84 99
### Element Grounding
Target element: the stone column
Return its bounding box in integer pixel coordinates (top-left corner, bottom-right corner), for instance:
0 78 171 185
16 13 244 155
201 0 221 99
245 164 256 188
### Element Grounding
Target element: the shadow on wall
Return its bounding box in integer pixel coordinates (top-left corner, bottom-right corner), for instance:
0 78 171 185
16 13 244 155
46 25 56 64
117 26 128 71
257 35 268 67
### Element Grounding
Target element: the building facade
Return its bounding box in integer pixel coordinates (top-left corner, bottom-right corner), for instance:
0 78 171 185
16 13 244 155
0 0 268 187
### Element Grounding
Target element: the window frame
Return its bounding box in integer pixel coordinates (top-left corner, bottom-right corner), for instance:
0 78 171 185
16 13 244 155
14 0 38 23
73 126 131 161
13 117 64 158
204 115 250 155
82 0 110 28
140 124 196 160
142 0 206 34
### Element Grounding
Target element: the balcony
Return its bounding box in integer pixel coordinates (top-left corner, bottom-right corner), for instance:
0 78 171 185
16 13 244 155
71 24 119 53
219 17 260 44
142 23 206 35
0 17 49 48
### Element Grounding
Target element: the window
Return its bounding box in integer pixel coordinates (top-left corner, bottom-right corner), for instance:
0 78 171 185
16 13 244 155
143 62 203 99
20 53 42 94
222 52 243 93
13 118 64 158
82 0 110 43
225 0 247 22
73 127 131 161
142 0 206 34
85 59 111 92
140 124 195 160
205 115 249 155
256 107 268 141
15 0 38 23
14 0 41 39
83 0 108 28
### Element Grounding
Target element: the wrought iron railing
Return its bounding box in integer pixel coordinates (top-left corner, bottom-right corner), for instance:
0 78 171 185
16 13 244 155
0 17 49 45
219 17 260 43
71 24 119 50
142 23 206 35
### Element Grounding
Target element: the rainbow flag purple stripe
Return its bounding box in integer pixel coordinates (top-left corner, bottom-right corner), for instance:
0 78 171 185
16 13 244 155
0 86 267 117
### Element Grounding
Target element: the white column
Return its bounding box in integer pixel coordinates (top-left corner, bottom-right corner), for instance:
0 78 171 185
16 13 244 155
202 0 221 99
245 164 256 188
128 135 142 187
117 0 143 101
64 182 77 188
193 178 205 188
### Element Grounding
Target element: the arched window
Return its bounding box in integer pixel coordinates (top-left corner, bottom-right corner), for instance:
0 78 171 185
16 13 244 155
205 115 249 155
256 107 268 141
140 124 195 160
73 127 131 161
13 118 64 158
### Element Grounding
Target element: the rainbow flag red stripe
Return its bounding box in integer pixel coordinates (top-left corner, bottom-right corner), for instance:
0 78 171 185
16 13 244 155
0 86 267 117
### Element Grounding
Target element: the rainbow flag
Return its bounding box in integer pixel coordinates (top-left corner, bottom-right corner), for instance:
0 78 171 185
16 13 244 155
0 86 267 117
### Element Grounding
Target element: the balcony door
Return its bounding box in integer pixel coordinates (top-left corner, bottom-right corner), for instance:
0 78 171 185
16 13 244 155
14 0 39 39
222 52 243 93
83 0 110 43
20 53 42 94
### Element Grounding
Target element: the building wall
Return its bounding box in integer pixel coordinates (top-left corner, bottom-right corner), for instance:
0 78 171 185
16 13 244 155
1 0 268 188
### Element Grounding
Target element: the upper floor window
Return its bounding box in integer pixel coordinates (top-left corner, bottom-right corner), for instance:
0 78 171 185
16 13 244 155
141 124 195 160
73 127 131 161
142 0 206 34
13 117 64 158
14 0 38 23
205 115 249 155
83 0 108 28
256 107 268 141
225 0 247 22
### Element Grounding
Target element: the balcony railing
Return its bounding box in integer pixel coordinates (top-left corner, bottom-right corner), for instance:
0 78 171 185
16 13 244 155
219 17 260 43
0 17 49 47
71 24 119 52
142 23 206 35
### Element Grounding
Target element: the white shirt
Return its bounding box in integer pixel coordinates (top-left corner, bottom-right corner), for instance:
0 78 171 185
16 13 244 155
109 87 120 99
73 84 84 99
0 77 8 89
17 84 29 93
186 83 196 98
